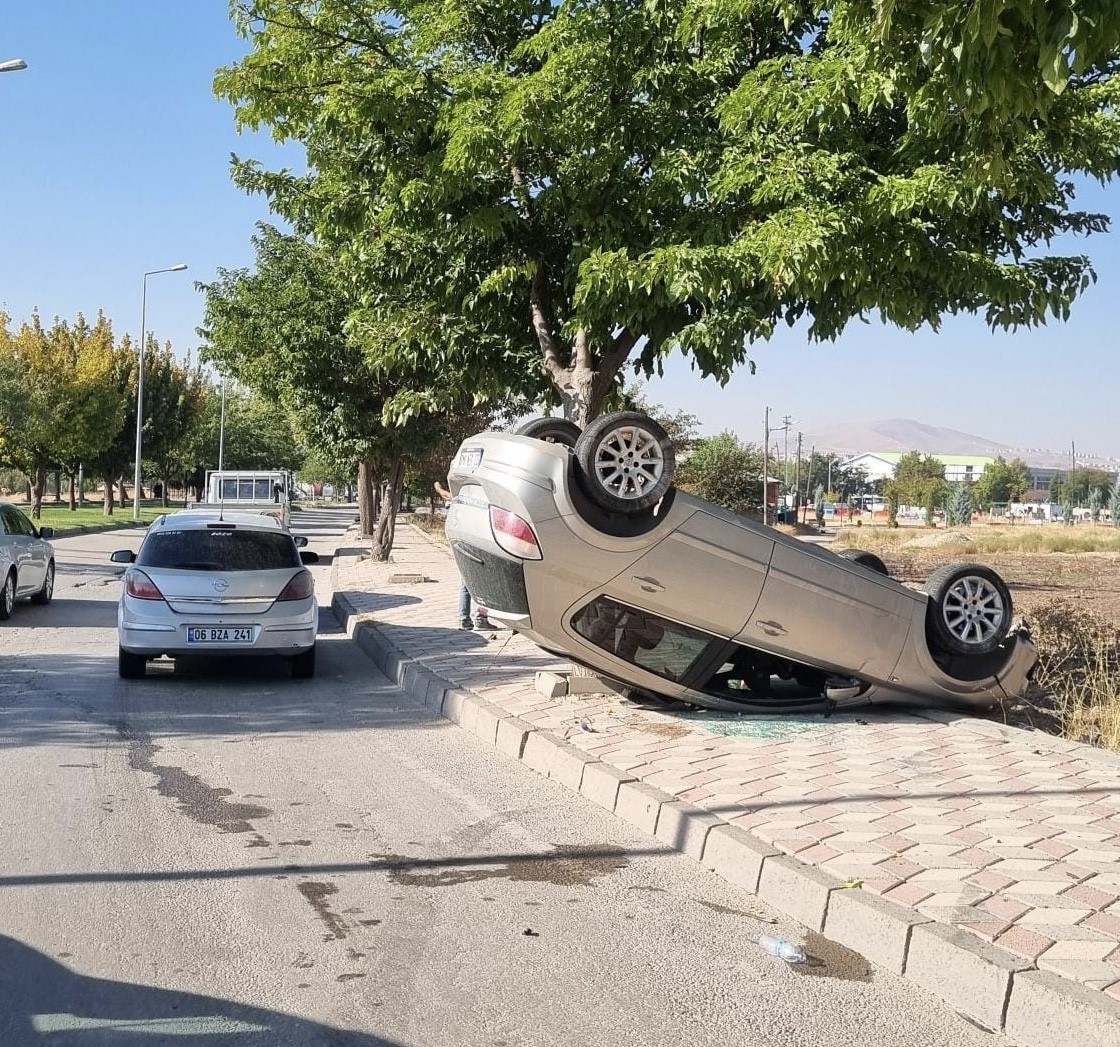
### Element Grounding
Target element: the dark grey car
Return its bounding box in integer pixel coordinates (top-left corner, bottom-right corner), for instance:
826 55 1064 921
444 413 1038 714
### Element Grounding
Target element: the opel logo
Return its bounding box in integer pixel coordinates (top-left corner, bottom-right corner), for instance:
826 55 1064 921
212 579 230 593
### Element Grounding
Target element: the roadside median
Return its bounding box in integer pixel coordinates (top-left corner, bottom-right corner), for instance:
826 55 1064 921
332 523 1120 1047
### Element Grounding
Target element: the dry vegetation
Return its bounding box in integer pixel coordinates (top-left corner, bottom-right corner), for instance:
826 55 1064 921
839 524 1120 751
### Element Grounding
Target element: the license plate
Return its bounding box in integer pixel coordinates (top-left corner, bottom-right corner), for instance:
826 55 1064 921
187 627 255 644
457 447 483 471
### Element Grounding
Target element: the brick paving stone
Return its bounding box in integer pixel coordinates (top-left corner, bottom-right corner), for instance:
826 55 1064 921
996 926 1056 961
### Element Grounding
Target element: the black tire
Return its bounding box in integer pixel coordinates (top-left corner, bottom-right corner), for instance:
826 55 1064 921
574 411 675 516
118 647 147 679
514 417 581 449
0 570 14 621
291 646 316 679
31 561 54 605
923 563 1013 657
837 548 889 576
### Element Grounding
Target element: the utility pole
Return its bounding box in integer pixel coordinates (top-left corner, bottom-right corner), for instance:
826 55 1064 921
794 432 803 524
782 414 794 490
804 444 814 521
762 407 770 527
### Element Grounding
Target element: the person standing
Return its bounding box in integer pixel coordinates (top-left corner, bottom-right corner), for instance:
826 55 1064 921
434 481 492 630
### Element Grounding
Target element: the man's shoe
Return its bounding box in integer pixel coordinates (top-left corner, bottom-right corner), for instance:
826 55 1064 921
460 617 474 630
474 616 493 630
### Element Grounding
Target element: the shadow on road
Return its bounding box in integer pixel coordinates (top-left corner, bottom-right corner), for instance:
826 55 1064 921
0 934 400 1046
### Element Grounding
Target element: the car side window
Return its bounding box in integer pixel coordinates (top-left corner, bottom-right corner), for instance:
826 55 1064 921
2 506 32 537
571 596 712 683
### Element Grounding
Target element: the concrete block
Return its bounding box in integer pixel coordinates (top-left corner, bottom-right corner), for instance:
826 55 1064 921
757 855 836 932
565 673 621 696
614 781 671 836
905 923 1029 1032
700 824 777 895
422 676 446 709
1005 970 1120 1047
468 701 502 745
441 688 467 725
457 696 480 733
824 889 930 975
655 801 721 861
549 742 593 791
579 762 635 812
534 671 568 698
495 717 532 759
521 730 559 775
401 662 425 701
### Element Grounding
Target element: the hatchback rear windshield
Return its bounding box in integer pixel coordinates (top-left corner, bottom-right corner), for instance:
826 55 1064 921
138 529 300 571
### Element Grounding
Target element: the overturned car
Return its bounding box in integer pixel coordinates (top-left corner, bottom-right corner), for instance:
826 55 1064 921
444 412 1038 713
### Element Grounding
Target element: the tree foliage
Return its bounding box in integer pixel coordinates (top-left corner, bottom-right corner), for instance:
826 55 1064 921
972 455 1031 508
946 481 973 527
677 431 764 515
216 0 1120 426
884 451 946 517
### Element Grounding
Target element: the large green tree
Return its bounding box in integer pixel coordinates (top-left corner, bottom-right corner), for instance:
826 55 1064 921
677 432 765 516
216 0 1120 426
884 451 947 522
972 456 1031 508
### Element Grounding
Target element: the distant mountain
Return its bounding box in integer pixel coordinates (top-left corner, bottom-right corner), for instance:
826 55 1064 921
800 419 1120 471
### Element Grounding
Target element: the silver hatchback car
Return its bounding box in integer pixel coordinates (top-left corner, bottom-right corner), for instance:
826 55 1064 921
0 501 55 619
111 512 319 679
444 413 1038 714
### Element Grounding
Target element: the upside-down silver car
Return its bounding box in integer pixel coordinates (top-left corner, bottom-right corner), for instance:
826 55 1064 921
111 512 319 679
444 412 1038 713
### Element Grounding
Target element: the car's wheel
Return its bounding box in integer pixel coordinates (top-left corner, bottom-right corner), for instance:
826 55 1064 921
0 570 15 621
924 563 1013 657
291 646 316 679
31 561 55 605
574 411 675 516
514 417 581 449
837 549 889 576
118 647 147 679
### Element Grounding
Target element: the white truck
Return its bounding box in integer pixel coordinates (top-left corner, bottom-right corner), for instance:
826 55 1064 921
190 469 295 527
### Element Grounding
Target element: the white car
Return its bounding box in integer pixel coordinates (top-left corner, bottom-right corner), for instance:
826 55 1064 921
110 512 319 679
0 501 55 619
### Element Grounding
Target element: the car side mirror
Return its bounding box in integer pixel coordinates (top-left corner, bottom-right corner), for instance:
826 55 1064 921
38 526 54 539
110 550 136 564
299 550 319 565
293 535 309 548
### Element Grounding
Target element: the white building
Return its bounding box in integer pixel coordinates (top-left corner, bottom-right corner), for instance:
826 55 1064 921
840 452 996 485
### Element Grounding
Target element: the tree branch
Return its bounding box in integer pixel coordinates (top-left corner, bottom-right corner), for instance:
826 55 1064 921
530 262 566 383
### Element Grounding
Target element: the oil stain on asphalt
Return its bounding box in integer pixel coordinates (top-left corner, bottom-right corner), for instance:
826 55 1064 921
112 721 272 833
297 880 350 941
368 844 629 889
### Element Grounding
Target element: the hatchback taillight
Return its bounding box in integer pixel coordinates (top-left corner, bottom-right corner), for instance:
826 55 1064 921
125 569 164 601
277 570 315 601
489 507 542 560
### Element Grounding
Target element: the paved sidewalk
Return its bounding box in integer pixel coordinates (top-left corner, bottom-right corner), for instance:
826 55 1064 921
333 523 1120 1047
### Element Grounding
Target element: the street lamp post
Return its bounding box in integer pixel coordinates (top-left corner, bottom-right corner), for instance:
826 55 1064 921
133 264 188 521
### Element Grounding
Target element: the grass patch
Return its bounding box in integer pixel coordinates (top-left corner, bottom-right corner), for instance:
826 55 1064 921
1017 602 1120 751
836 524 1120 555
25 505 178 536
409 511 448 544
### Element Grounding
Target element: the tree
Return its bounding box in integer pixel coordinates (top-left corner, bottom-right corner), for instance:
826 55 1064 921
0 312 124 517
884 452 946 522
676 432 764 516
1054 467 1114 507
141 343 208 506
947 482 973 527
217 0 1120 427
972 456 1031 509
1089 486 1104 523
1110 476 1120 529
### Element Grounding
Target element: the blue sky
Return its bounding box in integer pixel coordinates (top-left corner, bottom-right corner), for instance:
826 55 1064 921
2 2 1117 458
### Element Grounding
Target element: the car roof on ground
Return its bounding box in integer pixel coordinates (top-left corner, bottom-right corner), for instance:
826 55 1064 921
151 511 286 532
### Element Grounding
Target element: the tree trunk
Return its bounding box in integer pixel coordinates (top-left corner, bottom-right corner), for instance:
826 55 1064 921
371 457 405 562
358 459 378 537
67 473 77 511
78 463 85 507
161 471 170 508
30 464 47 520
103 476 115 515
53 470 62 503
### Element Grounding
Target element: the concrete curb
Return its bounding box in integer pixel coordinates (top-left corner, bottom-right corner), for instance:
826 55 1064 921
331 558 1120 1047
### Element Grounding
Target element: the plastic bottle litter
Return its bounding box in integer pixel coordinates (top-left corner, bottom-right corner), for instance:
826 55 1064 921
758 934 807 964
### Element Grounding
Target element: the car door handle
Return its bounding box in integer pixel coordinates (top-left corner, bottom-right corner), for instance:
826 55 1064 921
754 619 787 637
631 576 665 593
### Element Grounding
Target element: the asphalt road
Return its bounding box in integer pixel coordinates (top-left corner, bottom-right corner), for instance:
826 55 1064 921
0 507 1010 1047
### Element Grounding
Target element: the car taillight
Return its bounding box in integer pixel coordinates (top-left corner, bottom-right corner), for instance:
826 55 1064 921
277 570 315 601
489 507 542 560
125 569 164 601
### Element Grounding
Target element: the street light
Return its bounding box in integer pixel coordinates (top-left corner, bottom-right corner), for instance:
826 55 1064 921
0 58 27 73
133 264 188 521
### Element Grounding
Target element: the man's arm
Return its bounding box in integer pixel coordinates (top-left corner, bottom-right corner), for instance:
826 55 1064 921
434 481 452 503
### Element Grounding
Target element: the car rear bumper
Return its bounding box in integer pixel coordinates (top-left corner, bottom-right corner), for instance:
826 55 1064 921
118 598 318 658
